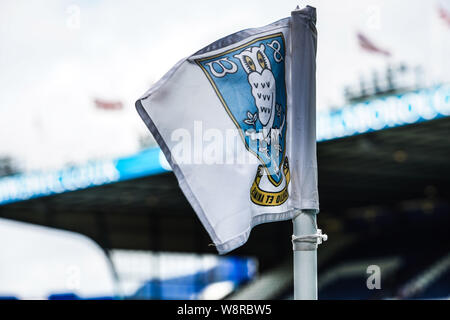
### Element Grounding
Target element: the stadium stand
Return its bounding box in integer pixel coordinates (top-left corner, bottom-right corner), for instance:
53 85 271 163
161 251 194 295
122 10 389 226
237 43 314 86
0 85 449 299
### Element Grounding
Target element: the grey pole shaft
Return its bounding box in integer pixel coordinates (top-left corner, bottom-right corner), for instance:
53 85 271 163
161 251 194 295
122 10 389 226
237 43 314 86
293 211 318 300
290 5 319 300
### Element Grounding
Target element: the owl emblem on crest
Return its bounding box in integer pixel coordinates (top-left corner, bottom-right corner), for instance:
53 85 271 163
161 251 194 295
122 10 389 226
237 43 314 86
234 44 285 176
195 33 290 206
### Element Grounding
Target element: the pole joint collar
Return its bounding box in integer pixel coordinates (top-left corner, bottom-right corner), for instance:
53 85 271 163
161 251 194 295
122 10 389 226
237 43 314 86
292 229 328 251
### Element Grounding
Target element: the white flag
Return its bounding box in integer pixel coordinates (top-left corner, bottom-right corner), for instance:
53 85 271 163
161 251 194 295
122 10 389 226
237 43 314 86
136 6 319 254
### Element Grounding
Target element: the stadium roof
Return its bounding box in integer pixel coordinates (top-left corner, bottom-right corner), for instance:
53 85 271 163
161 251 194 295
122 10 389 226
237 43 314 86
0 84 449 264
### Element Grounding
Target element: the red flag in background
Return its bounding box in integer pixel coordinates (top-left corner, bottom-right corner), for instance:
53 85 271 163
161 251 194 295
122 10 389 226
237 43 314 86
438 5 450 26
94 99 123 110
357 32 392 57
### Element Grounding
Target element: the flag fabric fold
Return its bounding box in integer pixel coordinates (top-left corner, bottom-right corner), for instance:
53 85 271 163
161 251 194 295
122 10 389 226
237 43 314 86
136 6 319 254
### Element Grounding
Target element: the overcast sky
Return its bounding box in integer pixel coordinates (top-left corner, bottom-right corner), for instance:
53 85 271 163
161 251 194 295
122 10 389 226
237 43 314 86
0 0 449 172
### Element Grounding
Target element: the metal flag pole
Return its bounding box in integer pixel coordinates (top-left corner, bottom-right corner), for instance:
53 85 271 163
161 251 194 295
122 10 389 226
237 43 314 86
290 5 327 300
292 211 327 299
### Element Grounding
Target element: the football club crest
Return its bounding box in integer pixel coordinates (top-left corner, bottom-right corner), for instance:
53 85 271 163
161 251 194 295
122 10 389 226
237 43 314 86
195 33 290 206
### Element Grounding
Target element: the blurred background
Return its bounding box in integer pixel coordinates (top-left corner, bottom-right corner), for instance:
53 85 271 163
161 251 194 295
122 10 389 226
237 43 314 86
0 0 449 300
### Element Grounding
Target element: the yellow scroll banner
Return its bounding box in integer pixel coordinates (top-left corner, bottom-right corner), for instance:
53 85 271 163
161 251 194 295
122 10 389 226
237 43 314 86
250 158 290 206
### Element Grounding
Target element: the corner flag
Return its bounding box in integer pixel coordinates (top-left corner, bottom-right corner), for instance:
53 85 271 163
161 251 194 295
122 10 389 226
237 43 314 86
136 6 319 255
